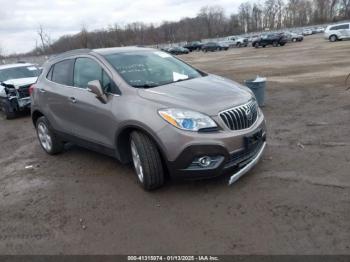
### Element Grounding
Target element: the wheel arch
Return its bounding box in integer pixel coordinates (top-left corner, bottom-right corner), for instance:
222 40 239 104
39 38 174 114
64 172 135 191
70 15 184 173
329 34 338 40
32 110 44 127
115 123 169 169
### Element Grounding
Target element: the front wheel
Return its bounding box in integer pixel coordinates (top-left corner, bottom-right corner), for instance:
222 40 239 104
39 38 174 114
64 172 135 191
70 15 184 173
254 43 259 48
1 102 16 120
272 41 278 47
329 35 337 42
130 131 164 190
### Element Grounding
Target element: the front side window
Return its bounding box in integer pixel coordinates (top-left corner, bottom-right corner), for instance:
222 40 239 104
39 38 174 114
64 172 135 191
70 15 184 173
104 51 203 88
74 58 102 89
51 59 74 86
74 57 118 93
0 65 40 82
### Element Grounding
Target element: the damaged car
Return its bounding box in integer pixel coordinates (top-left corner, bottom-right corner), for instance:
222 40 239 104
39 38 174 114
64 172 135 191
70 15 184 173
0 63 40 119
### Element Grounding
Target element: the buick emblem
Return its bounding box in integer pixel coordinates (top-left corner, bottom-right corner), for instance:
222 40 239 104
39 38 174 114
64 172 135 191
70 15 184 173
245 107 253 121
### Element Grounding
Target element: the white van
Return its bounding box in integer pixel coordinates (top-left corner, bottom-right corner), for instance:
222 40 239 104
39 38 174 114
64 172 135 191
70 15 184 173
324 22 350 42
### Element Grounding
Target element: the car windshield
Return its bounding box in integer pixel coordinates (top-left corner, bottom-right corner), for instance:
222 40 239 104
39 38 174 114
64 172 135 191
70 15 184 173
0 65 39 82
104 51 203 88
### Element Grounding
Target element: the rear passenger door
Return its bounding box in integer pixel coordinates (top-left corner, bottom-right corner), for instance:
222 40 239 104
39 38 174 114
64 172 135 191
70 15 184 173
69 57 118 148
44 59 76 134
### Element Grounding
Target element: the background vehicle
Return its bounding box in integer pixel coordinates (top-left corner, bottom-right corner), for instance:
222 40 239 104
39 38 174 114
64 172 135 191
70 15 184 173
183 41 203 51
324 23 350 42
202 42 228 52
167 46 189 55
285 32 304 42
31 47 266 190
302 29 313 35
252 33 287 48
226 36 249 47
0 63 40 119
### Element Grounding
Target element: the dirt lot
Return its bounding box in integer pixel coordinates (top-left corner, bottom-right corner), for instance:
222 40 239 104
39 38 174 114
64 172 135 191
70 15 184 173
0 35 349 255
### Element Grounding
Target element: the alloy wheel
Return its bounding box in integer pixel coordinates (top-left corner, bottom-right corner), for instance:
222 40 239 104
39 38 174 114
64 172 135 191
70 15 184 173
131 140 144 183
37 122 52 152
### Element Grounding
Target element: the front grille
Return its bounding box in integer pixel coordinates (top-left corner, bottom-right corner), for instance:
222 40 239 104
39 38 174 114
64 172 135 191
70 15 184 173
224 139 264 168
17 85 30 98
219 100 258 130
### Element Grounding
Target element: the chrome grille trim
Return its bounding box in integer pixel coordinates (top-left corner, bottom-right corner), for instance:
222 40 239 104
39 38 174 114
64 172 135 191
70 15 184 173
219 100 259 131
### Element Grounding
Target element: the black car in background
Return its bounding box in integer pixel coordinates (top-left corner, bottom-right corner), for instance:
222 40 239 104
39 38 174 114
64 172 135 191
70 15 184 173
252 33 287 48
202 42 228 52
167 46 189 55
183 41 203 51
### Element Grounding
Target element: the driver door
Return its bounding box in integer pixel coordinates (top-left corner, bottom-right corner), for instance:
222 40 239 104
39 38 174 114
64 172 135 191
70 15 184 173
68 57 118 148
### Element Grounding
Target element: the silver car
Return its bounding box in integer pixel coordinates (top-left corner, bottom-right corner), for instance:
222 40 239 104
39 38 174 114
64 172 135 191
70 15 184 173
325 23 350 42
31 47 266 190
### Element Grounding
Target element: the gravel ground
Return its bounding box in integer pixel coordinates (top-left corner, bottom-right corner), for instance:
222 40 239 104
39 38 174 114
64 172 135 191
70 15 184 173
0 34 349 255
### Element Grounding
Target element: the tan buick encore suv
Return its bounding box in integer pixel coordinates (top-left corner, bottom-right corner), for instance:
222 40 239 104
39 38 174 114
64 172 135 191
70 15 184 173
31 47 266 190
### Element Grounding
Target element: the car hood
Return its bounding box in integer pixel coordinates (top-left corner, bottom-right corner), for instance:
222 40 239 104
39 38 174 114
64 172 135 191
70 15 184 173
138 75 253 116
1 77 37 89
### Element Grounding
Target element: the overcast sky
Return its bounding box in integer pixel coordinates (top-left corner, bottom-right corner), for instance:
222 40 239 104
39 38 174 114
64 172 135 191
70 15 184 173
0 0 242 55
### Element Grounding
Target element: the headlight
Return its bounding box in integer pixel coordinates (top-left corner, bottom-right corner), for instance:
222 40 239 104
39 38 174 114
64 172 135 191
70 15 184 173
158 108 217 131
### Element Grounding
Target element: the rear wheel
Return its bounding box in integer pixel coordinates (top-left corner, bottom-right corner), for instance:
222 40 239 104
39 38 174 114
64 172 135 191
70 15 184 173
272 41 278 47
236 42 242 48
329 35 337 42
36 116 64 155
254 43 259 48
130 131 164 190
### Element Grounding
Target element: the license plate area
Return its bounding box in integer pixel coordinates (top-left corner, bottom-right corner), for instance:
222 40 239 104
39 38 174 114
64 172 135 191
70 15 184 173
244 129 265 149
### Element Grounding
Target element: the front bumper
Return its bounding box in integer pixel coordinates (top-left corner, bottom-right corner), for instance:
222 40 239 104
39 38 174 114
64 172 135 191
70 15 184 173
161 110 267 184
166 131 266 182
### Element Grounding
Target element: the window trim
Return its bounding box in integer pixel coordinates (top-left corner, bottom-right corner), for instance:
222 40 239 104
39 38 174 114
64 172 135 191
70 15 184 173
45 55 121 96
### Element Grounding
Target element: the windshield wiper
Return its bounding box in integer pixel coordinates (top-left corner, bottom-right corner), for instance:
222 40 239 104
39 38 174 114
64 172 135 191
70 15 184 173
132 84 158 88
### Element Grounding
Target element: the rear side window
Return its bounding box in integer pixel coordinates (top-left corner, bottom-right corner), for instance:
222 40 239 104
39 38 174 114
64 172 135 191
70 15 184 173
51 59 74 86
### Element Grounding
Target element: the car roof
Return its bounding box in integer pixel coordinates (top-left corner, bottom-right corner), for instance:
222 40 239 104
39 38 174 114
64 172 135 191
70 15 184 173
93 46 156 55
0 63 34 70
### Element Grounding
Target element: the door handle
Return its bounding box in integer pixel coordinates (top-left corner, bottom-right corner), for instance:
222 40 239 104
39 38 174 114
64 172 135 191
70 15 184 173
69 97 77 103
39 88 46 93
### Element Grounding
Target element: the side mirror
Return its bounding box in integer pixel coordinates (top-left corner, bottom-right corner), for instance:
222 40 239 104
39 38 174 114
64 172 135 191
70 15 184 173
87 80 107 104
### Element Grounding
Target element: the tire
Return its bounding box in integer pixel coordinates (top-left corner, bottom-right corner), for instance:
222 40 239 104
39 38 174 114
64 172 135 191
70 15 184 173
292 38 297 42
254 43 259 48
1 102 16 120
36 116 64 155
236 42 242 48
329 35 337 42
130 131 164 190
272 41 278 47
262 45 266 48
280 43 285 46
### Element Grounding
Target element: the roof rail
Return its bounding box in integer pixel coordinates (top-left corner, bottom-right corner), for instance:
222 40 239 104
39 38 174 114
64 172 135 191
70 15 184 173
47 48 92 62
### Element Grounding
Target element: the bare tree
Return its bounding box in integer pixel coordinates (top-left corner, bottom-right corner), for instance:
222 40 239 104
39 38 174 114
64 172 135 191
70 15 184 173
37 24 51 53
15 2 349 57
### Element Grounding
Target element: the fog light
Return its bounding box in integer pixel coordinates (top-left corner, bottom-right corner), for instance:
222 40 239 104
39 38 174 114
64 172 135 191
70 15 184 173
198 156 212 167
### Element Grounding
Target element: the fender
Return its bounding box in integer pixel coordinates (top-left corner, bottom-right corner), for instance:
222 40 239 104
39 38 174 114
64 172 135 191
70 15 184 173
115 120 168 164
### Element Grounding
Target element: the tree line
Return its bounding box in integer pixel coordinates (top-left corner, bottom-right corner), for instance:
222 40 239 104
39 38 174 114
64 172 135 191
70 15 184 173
9 0 350 56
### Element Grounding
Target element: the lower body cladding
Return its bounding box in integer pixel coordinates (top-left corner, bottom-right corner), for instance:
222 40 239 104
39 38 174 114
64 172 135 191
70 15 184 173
165 121 267 185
